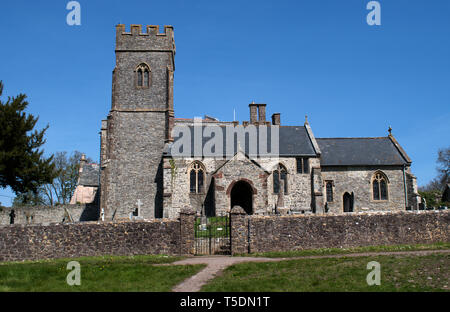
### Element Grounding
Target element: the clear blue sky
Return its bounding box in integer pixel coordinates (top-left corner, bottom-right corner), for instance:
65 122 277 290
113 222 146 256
0 0 449 206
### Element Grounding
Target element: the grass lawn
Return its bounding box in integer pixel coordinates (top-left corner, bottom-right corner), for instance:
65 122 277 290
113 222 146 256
202 253 450 292
0 254 205 292
194 216 230 238
237 242 450 258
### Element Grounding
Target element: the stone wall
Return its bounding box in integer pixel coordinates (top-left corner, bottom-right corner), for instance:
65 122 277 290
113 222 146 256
230 208 450 254
0 209 195 262
163 156 320 218
1 207 448 262
321 166 407 213
0 204 99 226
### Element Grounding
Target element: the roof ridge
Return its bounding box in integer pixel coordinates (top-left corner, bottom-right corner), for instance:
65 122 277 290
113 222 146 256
316 137 388 140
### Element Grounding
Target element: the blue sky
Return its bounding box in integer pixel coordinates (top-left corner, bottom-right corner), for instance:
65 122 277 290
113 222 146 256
0 0 449 206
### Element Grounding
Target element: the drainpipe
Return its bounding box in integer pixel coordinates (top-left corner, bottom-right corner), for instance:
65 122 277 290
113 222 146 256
402 165 408 210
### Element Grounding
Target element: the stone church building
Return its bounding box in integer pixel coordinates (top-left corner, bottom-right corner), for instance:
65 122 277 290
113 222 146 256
97 24 419 221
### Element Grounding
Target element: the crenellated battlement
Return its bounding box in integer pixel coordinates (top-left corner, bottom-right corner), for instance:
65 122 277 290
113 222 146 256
115 24 175 52
116 24 174 37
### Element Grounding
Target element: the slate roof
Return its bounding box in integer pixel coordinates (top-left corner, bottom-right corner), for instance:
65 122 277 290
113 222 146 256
165 125 317 157
316 137 410 166
79 163 100 186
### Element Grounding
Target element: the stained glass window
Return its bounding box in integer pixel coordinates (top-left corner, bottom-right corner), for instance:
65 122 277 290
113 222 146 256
326 181 333 202
373 180 380 200
273 165 287 194
189 162 205 194
273 171 280 194
372 172 388 201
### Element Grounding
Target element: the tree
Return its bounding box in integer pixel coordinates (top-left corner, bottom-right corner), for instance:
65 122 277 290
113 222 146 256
0 81 56 197
12 188 46 206
419 146 450 192
436 147 449 188
14 151 93 206
42 151 92 205
418 146 450 208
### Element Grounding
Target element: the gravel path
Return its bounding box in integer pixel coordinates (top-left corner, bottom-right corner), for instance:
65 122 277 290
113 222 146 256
167 249 450 292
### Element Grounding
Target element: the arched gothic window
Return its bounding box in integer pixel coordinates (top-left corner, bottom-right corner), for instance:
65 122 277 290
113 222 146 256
372 171 389 201
326 181 334 202
189 162 205 194
273 164 288 194
135 63 151 88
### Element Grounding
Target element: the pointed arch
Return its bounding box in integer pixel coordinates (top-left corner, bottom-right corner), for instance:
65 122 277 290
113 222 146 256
273 163 288 194
135 63 151 88
372 170 389 201
188 161 206 194
343 192 354 212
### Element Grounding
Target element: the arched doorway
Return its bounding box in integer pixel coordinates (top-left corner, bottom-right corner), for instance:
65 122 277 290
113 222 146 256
230 180 253 215
343 192 354 212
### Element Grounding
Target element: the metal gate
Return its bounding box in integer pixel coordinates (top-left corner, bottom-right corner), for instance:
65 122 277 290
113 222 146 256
194 213 231 255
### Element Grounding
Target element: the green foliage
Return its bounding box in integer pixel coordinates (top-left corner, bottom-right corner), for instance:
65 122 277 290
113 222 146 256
0 254 204 292
235 242 450 258
13 151 92 206
0 81 56 197
194 216 230 238
12 188 46 206
418 190 448 208
202 254 450 292
44 151 91 205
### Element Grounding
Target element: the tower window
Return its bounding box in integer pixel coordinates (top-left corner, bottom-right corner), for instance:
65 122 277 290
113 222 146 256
372 171 389 201
296 157 310 174
189 161 205 194
135 63 151 88
137 69 143 86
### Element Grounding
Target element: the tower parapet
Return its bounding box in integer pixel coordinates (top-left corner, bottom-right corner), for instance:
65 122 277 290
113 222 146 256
115 24 176 53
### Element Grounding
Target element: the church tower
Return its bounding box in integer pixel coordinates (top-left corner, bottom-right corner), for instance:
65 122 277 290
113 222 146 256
100 25 175 220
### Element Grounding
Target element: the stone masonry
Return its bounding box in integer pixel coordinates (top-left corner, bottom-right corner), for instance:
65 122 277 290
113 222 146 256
100 25 175 220
230 209 450 255
97 24 419 221
0 209 195 262
0 204 99 226
0 209 447 262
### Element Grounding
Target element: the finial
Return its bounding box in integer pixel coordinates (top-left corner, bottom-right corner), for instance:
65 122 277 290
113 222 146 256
251 100 255 105
305 115 309 125
388 126 392 135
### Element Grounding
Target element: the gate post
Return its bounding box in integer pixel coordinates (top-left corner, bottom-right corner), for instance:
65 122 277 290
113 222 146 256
230 206 248 255
180 208 196 255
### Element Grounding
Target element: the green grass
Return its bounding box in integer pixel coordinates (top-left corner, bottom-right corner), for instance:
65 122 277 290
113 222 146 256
237 242 450 258
202 253 450 292
194 216 230 238
0 254 205 292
